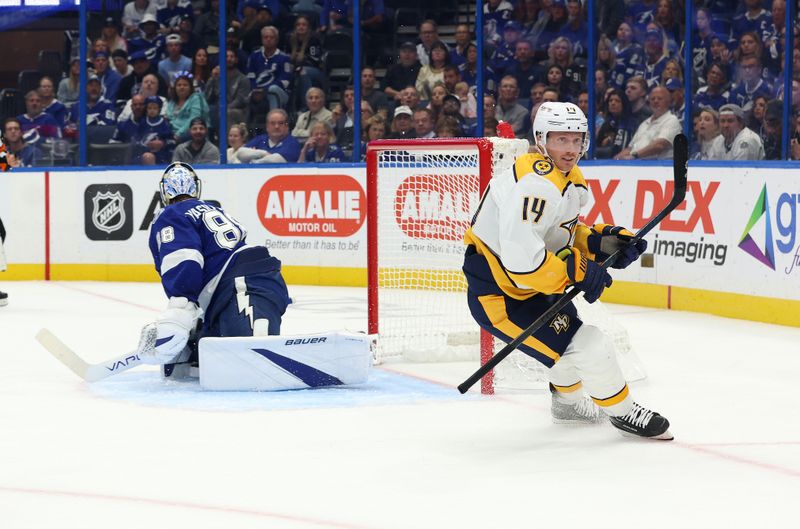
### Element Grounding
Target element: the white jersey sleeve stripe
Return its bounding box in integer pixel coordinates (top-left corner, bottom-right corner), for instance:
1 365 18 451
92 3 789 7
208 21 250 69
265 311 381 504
160 248 205 276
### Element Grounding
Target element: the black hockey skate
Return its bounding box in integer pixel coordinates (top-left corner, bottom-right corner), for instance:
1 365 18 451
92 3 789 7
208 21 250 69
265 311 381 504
0 290 7 307
550 384 606 424
610 402 673 440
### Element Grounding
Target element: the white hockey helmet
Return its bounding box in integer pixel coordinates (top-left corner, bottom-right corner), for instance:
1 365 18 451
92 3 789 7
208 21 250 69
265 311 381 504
532 102 590 159
159 162 201 205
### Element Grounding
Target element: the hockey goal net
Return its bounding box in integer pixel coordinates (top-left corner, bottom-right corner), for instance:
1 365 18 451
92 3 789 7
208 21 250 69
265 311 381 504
365 137 645 394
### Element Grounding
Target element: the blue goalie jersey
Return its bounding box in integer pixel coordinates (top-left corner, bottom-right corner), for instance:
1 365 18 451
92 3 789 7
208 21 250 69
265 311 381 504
149 199 249 307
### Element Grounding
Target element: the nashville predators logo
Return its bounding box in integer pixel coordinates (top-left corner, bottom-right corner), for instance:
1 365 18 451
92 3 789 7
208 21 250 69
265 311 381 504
550 313 570 334
533 160 553 175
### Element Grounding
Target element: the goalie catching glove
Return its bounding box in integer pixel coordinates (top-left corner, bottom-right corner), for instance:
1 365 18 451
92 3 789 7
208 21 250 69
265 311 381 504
587 224 647 269
138 297 202 365
562 248 613 304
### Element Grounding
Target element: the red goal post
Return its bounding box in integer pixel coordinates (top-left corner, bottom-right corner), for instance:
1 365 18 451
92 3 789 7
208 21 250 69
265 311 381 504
366 137 531 394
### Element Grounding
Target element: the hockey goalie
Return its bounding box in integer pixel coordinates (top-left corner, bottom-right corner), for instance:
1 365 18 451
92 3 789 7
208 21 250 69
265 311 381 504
139 162 371 390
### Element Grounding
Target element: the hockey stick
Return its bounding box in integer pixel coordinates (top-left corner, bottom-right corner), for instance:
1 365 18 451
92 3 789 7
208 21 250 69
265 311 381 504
36 328 144 382
457 134 689 394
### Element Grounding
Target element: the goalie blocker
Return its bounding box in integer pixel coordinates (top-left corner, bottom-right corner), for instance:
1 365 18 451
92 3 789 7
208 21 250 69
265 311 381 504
198 331 372 391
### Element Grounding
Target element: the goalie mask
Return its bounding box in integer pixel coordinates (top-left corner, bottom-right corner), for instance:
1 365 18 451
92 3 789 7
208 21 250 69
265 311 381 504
532 102 590 160
160 162 201 205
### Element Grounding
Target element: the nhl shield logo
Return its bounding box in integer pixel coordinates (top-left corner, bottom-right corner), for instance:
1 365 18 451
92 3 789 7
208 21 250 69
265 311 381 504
84 184 134 241
92 191 126 233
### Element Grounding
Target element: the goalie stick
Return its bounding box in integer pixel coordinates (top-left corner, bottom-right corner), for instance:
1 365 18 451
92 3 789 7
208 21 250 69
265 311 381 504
457 133 689 394
36 328 145 382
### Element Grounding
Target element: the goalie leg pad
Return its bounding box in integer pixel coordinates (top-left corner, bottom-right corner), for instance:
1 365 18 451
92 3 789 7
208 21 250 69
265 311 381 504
562 324 633 416
198 331 372 391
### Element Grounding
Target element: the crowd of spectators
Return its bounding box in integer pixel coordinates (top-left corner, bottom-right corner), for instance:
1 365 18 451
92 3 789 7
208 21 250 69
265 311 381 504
1 0 800 168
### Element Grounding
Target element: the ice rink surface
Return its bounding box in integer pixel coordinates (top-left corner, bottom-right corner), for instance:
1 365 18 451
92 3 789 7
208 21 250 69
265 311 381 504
2 281 799 529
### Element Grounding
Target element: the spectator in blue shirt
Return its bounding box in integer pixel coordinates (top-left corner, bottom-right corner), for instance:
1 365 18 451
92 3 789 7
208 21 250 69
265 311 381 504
93 51 123 103
156 0 193 35
18 90 61 146
245 109 301 162
128 13 166 66
159 34 193 82
247 25 292 116
298 122 346 163
37 76 69 129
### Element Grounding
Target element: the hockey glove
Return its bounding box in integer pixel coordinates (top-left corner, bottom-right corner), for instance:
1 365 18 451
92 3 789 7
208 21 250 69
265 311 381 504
587 224 647 269
565 248 613 304
139 297 201 365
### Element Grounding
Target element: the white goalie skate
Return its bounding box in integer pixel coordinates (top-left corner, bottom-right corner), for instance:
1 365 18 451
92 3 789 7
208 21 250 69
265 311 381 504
550 384 606 425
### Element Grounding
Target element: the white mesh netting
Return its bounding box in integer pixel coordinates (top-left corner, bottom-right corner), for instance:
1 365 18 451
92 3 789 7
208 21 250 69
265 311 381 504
370 137 645 391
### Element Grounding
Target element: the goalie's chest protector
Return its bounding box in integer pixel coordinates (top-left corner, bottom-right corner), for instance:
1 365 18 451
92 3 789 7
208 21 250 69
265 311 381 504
472 153 589 257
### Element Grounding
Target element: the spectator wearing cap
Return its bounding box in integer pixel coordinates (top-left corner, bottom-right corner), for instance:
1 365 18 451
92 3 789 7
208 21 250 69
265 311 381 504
245 109 301 162
495 75 528 137
760 99 782 160
298 121 345 163
37 76 68 130
388 105 415 139
483 0 513 45
122 0 157 39
287 15 325 109
119 73 168 121
664 77 685 125
559 0 588 58
639 28 670 90
226 26 249 73
128 13 166 65
695 62 730 111
66 74 117 130
616 85 681 160
235 0 280 26
291 87 333 140
612 22 643 85
504 40 543 101
416 20 448 67
110 93 147 145
157 0 193 34
708 103 764 160
728 54 772 113
204 49 250 128
449 24 472 67
172 117 219 164
138 95 175 164
58 57 81 107
178 14 202 61
490 21 522 76
119 51 169 103
383 42 421 104
247 25 292 116
415 41 450 101
101 17 128 53
166 71 210 142
159 34 192 82
112 49 134 77
361 68 390 118
441 93 467 135
242 3 273 53
533 0 569 62
194 0 219 50
18 90 62 146
595 88 636 159
93 51 123 104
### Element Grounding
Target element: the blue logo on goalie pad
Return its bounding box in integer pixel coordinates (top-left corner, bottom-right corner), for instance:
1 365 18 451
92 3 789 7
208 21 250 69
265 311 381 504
252 348 344 387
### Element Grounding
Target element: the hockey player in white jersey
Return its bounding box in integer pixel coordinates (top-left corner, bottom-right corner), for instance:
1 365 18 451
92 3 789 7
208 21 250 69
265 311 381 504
463 102 673 440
